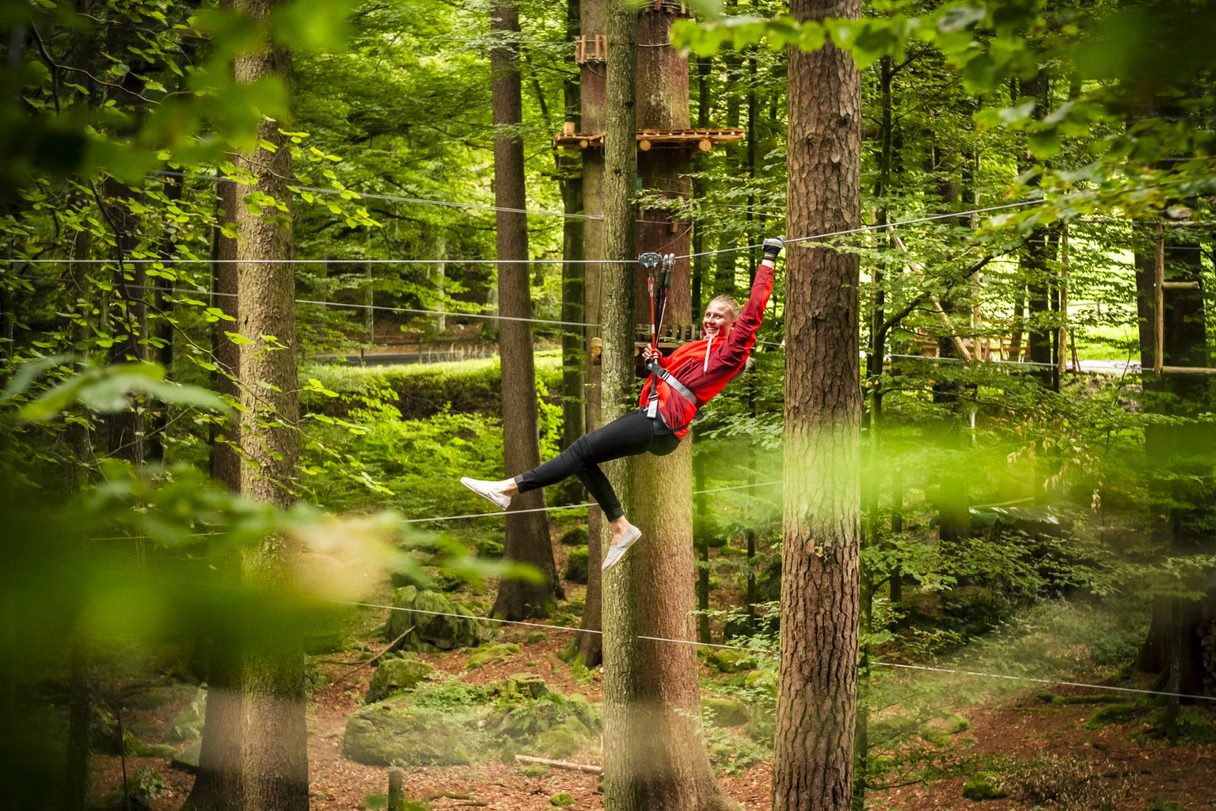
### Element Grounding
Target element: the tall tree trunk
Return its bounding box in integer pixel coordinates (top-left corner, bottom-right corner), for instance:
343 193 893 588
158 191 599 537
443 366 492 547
603 5 731 809
572 0 608 667
599 0 641 797
773 0 862 807
184 174 245 811
231 2 308 806
558 0 587 498
490 0 561 619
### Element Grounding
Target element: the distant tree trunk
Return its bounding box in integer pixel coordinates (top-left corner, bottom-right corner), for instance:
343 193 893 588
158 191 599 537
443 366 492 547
185 174 246 811
148 173 183 462
558 0 587 492
231 1 308 806
101 180 147 466
602 5 731 809
490 0 561 619
1017 70 1057 388
572 0 607 667
773 0 862 808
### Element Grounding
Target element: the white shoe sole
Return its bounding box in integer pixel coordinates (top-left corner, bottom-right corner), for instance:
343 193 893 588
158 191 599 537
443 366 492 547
460 477 511 510
602 524 642 571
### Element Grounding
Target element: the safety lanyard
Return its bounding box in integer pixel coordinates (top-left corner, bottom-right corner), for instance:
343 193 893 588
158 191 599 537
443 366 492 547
640 252 674 418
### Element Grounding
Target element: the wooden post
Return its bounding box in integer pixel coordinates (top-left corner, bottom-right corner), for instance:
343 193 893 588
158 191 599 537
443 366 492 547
388 767 406 811
1058 223 1069 376
1154 227 1165 375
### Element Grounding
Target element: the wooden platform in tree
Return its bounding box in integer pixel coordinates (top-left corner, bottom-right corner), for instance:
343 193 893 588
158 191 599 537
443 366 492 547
553 127 746 152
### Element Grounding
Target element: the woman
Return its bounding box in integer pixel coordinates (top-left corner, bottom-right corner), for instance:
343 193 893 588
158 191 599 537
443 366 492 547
462 237 783 570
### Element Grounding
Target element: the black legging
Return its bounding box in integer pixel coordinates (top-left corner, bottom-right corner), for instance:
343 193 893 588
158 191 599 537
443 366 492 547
514 410 679 521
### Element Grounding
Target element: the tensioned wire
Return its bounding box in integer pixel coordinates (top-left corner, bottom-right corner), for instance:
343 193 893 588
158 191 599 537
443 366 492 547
113 568 1216 704
341 599 1216 704
79 477 1216 704
2 198 1048 267
4 273 1149 372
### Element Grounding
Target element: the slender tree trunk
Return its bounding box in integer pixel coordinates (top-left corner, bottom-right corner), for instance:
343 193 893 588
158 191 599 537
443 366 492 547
148 172 183 462
773 0 862 808
559 0 587 493
231 2 308 806
571 0 608 666
490 0 560 619
185 174 245 811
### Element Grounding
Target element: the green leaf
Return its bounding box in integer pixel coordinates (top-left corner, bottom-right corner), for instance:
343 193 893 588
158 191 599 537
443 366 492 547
1 355 71 404
225 331 255 346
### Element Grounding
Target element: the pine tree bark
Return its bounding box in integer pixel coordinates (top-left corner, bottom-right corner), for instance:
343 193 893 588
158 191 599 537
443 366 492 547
573 0 608 667
602 5 731 809
185 175 245 811
490 0 560 619
559 0 586 463
773 0 862 807
231 1 308 806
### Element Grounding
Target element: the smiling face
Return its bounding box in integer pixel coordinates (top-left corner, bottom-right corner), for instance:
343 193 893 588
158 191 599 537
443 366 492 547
703 300 737 339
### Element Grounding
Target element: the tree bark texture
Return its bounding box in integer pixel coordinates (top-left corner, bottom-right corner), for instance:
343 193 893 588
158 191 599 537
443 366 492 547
490 0 560 620
774 0 863 807
603 5 731 809
185 175 246 811
559 0 586 465
232 1 309 806
572 0 607 666
600 0 643 804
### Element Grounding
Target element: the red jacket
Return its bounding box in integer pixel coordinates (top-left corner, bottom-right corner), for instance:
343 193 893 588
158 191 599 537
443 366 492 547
638 258 775 439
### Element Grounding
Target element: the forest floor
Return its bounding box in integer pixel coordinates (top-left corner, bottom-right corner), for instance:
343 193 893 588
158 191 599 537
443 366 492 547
90 624 1216 811
88 527 1216 811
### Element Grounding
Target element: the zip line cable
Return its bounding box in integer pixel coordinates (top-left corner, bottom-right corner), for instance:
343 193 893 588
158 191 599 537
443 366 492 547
149 170 604 222
689 199 1046 260
5 271 1163 365
2 197 1048 269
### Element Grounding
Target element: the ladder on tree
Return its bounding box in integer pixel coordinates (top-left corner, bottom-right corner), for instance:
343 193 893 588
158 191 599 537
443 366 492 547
1152 226 1216 376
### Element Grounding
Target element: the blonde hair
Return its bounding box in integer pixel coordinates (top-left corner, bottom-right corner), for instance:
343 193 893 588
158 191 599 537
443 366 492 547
707 294 741 321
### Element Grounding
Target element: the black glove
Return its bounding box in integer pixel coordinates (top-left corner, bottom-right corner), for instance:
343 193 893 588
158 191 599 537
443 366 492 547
762 236 784 262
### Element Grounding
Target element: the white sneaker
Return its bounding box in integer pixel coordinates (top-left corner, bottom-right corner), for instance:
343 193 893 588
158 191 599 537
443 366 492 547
460 477 512 510
602 524 642 571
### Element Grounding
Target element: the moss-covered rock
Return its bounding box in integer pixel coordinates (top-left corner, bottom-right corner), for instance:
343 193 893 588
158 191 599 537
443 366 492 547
550 792 576 807
702 697 749 728
962 772 1008 800
387 586 483 651
563 546 589 584
366 655 435 703
467 642 522 670
344 675 599 767
343 702 476 767
497 672 550 700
